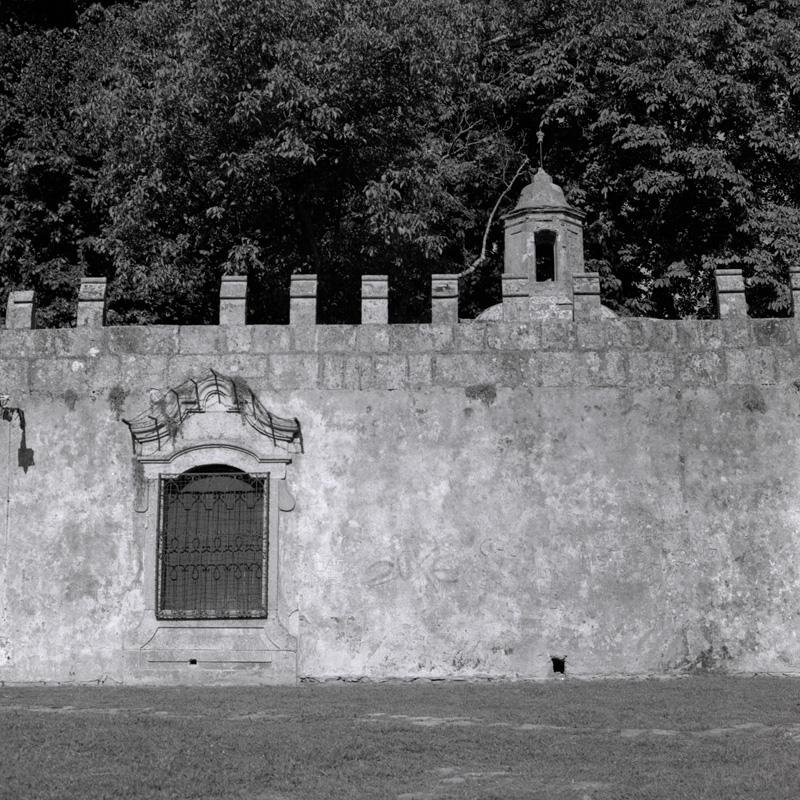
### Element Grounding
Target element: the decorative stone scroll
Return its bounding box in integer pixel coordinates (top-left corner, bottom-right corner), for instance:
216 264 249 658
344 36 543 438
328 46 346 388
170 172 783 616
121 370 302 456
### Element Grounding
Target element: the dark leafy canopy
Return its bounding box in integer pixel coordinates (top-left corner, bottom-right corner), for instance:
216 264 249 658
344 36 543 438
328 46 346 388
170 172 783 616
1 0 800 325
0 0 126 31
504 0 800 317
2 0 520 324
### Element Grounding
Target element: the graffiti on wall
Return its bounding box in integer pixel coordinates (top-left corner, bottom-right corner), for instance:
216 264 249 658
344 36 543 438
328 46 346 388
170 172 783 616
366 544 458 588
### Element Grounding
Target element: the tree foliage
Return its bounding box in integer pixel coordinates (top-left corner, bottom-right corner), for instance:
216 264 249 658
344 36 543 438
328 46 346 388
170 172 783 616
2 0 519 324
503 0 800 317
2 0 800 324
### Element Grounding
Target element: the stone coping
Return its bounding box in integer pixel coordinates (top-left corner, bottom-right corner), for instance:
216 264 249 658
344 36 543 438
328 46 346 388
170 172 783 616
0 319 798 392
0 319 795 357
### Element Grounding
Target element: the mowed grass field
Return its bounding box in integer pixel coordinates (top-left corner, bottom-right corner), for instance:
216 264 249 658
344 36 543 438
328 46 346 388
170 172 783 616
2 676 800 800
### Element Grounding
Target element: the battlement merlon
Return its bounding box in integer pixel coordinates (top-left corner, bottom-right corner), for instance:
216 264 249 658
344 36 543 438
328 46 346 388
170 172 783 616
77 277 108 327
220 275 248 325
5 290 35 329
4 267 787 328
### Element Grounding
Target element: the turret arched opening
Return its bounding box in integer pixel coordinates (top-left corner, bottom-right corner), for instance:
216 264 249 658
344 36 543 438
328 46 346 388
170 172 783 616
534 230 557 282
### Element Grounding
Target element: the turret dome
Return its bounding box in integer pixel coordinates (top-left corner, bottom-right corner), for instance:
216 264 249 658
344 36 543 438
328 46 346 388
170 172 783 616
513 168 570 211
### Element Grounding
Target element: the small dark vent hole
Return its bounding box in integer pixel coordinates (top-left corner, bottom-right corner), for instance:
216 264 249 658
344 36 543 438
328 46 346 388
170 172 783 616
551 656 566 674
189 658 197 665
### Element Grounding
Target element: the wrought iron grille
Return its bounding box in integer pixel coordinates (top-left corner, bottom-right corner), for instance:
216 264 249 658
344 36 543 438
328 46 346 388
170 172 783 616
156 471 269 619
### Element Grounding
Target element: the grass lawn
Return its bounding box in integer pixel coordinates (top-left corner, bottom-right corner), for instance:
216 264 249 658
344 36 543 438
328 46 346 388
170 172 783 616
2 676 800 799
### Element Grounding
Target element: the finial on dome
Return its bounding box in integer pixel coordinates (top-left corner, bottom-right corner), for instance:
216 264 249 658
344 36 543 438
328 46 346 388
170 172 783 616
537 128 544 170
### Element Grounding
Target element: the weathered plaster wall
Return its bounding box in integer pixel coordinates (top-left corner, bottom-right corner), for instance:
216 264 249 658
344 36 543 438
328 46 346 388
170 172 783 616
2 318 800 683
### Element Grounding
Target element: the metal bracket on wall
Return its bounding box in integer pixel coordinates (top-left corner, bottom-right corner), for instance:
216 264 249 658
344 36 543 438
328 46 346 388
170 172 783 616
0 396 34 473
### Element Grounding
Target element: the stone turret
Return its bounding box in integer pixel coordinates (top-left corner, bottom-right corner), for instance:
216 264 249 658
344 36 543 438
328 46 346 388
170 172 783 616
502 168 588 320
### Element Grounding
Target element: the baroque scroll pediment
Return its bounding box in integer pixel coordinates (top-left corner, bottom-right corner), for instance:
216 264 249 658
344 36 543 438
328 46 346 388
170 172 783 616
121 370 302 456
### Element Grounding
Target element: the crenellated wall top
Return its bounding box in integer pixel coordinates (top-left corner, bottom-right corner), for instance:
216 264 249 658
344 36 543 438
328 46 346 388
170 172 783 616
7 264 798 333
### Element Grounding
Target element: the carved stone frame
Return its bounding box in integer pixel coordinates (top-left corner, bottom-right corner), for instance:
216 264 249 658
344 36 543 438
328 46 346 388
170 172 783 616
123 410 298 684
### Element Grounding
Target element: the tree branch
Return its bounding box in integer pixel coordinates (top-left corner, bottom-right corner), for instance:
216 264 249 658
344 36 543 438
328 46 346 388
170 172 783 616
457 156 529 279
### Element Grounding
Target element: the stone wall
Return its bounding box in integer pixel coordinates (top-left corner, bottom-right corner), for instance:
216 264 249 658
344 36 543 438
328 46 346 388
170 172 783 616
2 313 800 683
